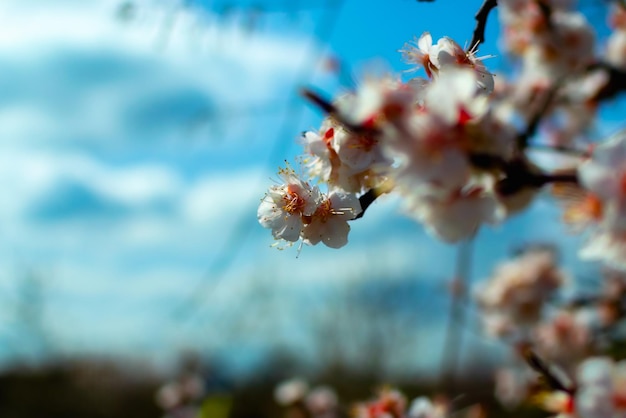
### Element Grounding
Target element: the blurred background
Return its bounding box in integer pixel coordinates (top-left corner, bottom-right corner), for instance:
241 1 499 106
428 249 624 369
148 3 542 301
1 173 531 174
0 0 620 417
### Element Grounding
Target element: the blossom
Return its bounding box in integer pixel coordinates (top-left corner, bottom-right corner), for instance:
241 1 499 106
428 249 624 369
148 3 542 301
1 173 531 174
383 69 488 194
305 386 339 418
494 366 534 408
402 33 494 92
606 30 626 70
475 248 567 338
332 124 387 173
403 184 504 243
303 123 379 193
408 397 447 418
258 165 362 249
337 76 419 129
577 130 626 269
579 131 626 208
258 167 321 243
301 190 361 248
402 32 437 78
387 114 470 192
557 357 626 418
424 68 489 125
302 122 335 182
274 378 309 405
533 310 592 370
353 388 407 418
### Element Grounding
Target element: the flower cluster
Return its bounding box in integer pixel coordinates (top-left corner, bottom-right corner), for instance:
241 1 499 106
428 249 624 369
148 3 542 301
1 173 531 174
475 252 626 413
258 1 626 417
259 31 533 247
574 131 626 270
256 0 626 276
258 165 361 249
536 357 626 418
274 381 462 418
273 378 340 418
475 247 568 340
352 388 449 418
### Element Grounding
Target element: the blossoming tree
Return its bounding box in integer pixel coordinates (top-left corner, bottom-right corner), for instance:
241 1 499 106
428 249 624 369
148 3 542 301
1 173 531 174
258 0 626 417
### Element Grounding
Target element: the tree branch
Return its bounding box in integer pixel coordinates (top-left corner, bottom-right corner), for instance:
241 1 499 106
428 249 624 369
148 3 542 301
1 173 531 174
588 62 626 102
300 87 379 135
517 82 562 150
354 189 378 220
468 0 498 52
522 348 576 394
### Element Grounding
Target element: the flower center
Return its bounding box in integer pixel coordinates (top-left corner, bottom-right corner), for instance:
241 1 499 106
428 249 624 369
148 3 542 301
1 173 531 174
313 199 332 223
282 185 306 214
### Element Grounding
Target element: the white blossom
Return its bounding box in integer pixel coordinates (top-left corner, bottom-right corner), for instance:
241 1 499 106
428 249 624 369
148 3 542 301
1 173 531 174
302 190 361 248
258 167 321 243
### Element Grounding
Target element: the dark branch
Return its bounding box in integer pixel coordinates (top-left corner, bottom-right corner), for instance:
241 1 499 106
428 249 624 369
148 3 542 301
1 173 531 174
468 0 498 52
536 172 579 186
468 152 508 170
516 83 562 150
528 143 590 158
523 348 575 394
301 87 335 114
495 158 579 197
588 62 626 102
468 153 579 196
300 88 379 135
353 189 378 220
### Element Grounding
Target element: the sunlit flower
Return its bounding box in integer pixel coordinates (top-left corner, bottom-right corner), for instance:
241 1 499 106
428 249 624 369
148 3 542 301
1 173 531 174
258 167 321 243
302 190 361 248
403 33 494 92
402 32 437 78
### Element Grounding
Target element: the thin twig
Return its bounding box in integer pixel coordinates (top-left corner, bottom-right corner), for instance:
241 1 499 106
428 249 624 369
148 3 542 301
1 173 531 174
528 143 590 158
468 0 498 52
300 88 379 135
522 348 576 394
587 62 626 102
536 172 579 186
517 82 563 150
354 189 378 220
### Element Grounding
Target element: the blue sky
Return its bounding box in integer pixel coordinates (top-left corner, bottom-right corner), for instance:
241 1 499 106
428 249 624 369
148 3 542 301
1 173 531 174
0 0 612 377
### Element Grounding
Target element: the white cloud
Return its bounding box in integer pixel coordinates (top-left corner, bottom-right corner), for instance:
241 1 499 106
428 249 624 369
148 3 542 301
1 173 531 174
0 0 334 367
0 0 316 149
